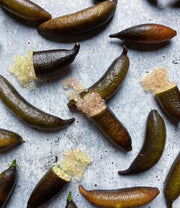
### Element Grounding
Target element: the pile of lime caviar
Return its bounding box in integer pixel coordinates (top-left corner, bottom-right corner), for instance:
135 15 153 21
63 78 107 117
58 148 92 181
141 67 176 94
63 78 86 100
9 50 36 90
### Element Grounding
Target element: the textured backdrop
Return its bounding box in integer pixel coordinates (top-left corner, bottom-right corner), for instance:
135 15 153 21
0 0 179 207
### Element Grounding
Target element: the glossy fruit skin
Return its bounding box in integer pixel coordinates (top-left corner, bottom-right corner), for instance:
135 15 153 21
79 185 160 208
156 86 180 121
68 45 129 108
0 129 23 152
0 0 51 23
33 43 80 79
65 191 78 208
0 75 74 131
67 46 131 152
109 24 177 44
81 45 129 101
90 107 132 152
0 161 17 208
118 110 166 175
38 0 117 36
27 167 70 208
164 153 180 208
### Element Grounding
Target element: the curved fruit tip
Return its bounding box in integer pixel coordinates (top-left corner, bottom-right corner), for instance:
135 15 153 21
166 199 172 208
74 43 80 53
124 143 132 152
9 159 18 168
67 191 72 202
152 187 160 198
79 185 88 197
42 12 52 22
150 109 158 114
174 30 177 37
149 109 159 120
122 45 128 55
171 28 177 38
66 117 75 125
153 187 160 194
113 0 118 4
20 137 23 144
46 13 52 21
118 169 131 175
121 134 132 152
109 33 118 38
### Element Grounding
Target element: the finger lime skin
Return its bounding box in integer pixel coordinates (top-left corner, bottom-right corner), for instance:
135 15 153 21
66 200 77 208
0 75 74 131
38 0 117 36
81 45 129 101
118 109 166 175
109 24 177 44
0 161 17 208
65 192 78 208
67 46 131 152
79 185 160 208
0 129 23 152
33 43 80 78
0 0 51 23
164 153 180 208
156 86 180 121
68 45 129 107
90 107 132 152
27 167 70 208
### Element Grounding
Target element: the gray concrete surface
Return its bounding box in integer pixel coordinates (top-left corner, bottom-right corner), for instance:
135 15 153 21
0 0 179 207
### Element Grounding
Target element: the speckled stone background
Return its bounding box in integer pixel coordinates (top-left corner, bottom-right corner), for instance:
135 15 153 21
0 0 180 207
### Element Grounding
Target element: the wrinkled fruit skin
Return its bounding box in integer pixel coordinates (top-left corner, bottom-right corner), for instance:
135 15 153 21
38 1 117 36
0 0 51 23
164 153 180 208
0 129 23 152
109 24 177 44
68 45 129 108
156 86 180 122
90 107 132 152
81 45 129 101
118 109 166 175
33 43 80 78
65 198 78 208
68 46 131 152
0 166 17 208
79 185 160 208
0 75 74 131
27 168 69 208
